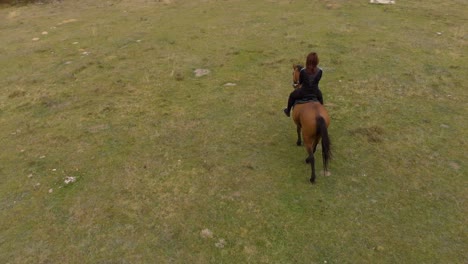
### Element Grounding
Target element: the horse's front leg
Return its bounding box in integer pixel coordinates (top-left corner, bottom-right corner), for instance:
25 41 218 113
296 125 302 146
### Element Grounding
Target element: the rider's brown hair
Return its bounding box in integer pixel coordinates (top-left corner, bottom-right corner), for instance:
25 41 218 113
305 52 319 74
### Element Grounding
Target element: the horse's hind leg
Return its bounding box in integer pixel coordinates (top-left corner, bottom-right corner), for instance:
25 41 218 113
296 125 302 146
312 140 319 153
305 144 316 184
306 153 316 184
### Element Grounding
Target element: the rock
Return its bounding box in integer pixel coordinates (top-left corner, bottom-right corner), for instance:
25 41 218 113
194 69 210 77
370 0 395 4
64 176 76 185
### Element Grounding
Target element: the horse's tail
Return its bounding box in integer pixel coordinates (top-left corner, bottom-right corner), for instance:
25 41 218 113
317 116 332 171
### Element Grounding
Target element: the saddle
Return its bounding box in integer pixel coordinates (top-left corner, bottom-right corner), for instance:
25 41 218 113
294 96 319 106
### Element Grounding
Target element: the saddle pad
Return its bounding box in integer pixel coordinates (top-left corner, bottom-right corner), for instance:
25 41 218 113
294 97 318 105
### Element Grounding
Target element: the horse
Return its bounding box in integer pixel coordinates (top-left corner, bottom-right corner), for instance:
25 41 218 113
290 64 332 184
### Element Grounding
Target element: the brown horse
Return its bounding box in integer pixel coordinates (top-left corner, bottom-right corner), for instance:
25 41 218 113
291 64 332 184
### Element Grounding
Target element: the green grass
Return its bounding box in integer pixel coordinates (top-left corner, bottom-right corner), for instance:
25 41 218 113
1 0 467 263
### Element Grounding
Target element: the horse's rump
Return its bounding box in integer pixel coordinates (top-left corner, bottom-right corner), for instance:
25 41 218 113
291 101 331 183
293 101 329 126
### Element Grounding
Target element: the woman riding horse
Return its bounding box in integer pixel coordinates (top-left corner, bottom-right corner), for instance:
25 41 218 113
284 52 331 184
283 52 324 117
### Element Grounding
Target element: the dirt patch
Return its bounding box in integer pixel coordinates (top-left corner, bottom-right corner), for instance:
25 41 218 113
448 161 460 171
321 0 343 9
8 90 26 98
348 126 385 143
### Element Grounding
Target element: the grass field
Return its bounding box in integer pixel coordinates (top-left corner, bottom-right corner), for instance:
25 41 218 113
0 0 467 263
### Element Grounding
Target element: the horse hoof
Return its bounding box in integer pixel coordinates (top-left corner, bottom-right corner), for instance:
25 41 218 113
296 141 302 146
309 178 316 184
305 157 311 163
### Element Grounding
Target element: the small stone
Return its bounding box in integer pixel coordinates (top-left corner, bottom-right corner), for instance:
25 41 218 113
32 37 40 41
48 189 53 193
28 174 33 178
436 32 442 36
42 31 48 35
72 42 79 45
223 83 237 87
64 176 76 184
440 124 449 128
194 69 210 77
